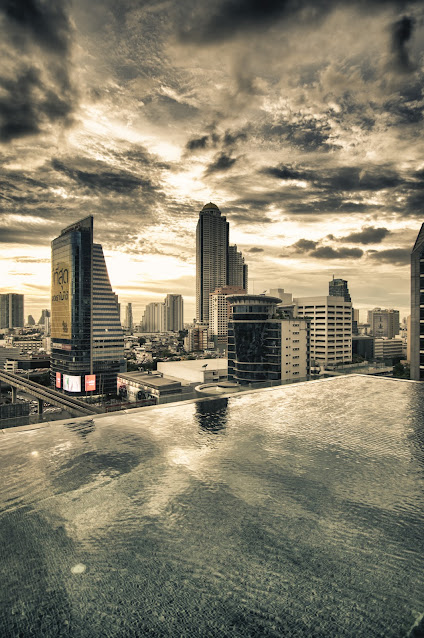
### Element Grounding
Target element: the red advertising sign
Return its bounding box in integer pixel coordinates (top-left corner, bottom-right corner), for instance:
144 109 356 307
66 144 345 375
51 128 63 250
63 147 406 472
85 374 96 392
56 372 61 388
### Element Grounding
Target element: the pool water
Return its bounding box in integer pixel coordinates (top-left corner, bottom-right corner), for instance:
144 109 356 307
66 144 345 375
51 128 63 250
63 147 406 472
1 376 424 637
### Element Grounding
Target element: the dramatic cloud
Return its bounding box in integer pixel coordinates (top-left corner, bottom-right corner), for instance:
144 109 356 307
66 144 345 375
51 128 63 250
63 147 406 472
293 239 318 252
247 247 264 253
310 246 364 260
391 15 416 73
339 227 391 245
368 248 410 265
0 0 76 142
52 159 156 194
205 152 237 174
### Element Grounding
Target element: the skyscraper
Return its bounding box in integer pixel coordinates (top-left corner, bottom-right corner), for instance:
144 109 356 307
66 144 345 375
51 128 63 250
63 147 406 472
141 302 166 332
51 216 124 396
228 245 248 291
410 223 424 380
125 303 133 332
164 294 184 332
0 294 24 329
196 202 248 325
196 203 229 323
329 277 351 302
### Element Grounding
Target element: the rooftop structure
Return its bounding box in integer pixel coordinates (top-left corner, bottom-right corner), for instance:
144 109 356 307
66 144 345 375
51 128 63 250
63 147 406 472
1 376 423 636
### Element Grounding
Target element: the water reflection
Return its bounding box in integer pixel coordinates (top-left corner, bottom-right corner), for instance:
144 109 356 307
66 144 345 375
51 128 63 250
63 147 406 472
195 398 228 433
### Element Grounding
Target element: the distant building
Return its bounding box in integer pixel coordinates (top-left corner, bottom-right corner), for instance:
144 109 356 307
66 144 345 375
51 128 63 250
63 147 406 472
352 335 374 360
228 245 248 291
209 285 246 350
329 277 358 335
0 294 24 329
125 303 133 332
368 308 400 339
294 295 352 367
27 315 36 326
141 302 166 333
227 294 309 384
184 323 209 352
37 309 50 325
164 294 184 332
50 216 125 396
374 338 403 361
196 202 248 325
157 359 228 384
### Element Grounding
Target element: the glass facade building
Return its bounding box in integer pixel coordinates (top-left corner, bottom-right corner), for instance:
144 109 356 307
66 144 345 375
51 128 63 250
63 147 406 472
411 223 424 380
227 295 309 384
51 216 124 396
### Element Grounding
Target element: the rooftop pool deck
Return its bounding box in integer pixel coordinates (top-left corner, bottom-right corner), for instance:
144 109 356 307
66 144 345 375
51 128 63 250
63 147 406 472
1 375 424 637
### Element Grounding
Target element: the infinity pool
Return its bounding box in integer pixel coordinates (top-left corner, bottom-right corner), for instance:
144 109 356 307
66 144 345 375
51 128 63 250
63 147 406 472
1 376 424 637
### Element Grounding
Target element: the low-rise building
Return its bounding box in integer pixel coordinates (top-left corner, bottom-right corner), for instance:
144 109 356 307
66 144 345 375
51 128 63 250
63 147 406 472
116 372 182 404
373 338 403 361
157 358 227 384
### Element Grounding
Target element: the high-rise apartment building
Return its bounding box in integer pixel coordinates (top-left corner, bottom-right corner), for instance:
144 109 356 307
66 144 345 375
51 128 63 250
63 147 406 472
411 223 424 380
329 278 351 302
294 296 352 367
184 323 209 352
141 302 166 333
125 303 133 332
209 285 245 350
227 294 309 384
38 309 50 325
367 308 400 339
329 277 358 335
196 203 229 323
165 294 184 332
51 216 124 396
228 245 248 291
0 294 24 329
196 202 248 326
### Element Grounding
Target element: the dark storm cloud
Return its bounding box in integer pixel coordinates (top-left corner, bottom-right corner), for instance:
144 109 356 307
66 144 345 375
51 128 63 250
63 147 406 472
294 239 318 252
262 118 334 152
247 247 264 252
339 226 391 244
180 0 416 44
0 226 55 245
205 152 237 174
368 248 410 265
0 0 76 142
391 15 416 73
262 166 309 181
186 135 209 151
51 159 156 194
310 246 364 260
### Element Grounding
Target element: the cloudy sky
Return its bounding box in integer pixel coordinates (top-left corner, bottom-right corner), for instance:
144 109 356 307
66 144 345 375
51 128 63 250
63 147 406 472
1 0 423 323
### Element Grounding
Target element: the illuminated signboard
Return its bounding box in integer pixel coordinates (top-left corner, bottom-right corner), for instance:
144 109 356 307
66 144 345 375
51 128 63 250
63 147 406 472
85 375 96 392
63 374 81 393
51 258 72 339
56 372 61 388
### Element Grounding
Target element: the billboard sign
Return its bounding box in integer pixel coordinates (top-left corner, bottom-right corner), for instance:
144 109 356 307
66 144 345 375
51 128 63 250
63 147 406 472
85 375 96 392
63 374 81 393
55 372 61 388
51 258 72 339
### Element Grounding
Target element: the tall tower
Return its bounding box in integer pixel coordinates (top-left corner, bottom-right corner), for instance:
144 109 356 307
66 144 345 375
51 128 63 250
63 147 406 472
125 303 133 332
196 203 229 323
0 294 24 329
228 245 248 291
51 216 124 396
164 294 183 332
410 223 424 380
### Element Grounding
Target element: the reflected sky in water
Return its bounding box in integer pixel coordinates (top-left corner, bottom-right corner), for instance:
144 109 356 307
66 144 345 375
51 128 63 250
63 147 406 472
0 376 424 637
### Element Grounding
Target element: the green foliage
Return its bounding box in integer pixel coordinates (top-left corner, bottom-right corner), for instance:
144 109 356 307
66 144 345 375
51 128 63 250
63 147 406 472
393 362 410 379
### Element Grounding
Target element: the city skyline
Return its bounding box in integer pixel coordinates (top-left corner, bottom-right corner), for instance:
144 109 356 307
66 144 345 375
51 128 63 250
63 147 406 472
2 1 423 321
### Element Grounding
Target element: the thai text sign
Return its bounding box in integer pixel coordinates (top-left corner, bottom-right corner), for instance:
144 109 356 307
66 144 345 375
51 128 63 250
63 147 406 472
51 259 72 339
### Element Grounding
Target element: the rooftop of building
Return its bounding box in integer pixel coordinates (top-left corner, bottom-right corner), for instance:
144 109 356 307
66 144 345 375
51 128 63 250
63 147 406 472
201 202 219 210
117 371 181 389
1 375 423 637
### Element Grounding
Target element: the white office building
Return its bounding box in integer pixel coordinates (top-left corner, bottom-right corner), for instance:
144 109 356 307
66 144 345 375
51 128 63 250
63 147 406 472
294 295 352 367
165 294 184 332
141 302 166 333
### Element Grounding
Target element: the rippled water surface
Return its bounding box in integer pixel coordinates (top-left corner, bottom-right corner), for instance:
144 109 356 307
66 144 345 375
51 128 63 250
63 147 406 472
1 376 424 637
